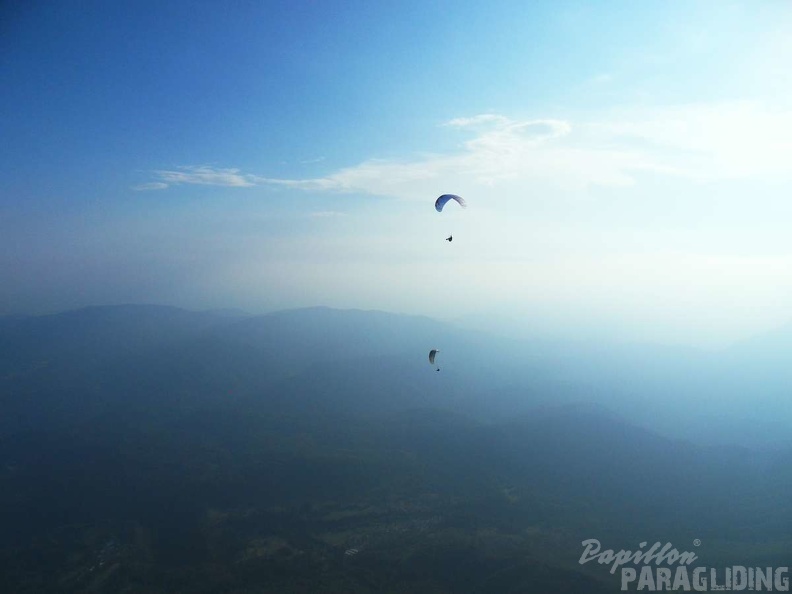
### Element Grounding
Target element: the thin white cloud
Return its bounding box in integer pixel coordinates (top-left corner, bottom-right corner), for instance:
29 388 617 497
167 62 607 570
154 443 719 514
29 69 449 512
153 166 259 187
444 114 511 128
288 113 647 196
141 103 792 200
133 182 169 191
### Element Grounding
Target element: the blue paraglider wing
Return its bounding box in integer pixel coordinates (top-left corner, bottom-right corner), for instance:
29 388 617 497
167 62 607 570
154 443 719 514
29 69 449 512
435 194 467 212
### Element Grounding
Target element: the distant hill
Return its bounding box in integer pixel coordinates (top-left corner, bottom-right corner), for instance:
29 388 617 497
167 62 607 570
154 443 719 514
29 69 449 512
0 304 568 436
2 304 791 447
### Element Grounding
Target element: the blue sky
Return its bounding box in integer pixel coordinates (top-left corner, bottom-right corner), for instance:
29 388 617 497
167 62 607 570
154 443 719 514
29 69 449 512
2 1 792 347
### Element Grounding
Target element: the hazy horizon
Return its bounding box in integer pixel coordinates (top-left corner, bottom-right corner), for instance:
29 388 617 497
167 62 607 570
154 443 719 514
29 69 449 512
4 299 792 353
3 302 791 451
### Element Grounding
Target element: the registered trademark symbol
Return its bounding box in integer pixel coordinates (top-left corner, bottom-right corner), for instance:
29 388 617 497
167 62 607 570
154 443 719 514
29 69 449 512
693 539 701 547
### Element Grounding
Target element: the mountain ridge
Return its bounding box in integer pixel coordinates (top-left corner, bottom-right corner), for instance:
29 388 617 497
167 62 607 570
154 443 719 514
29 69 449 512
2 303 791 448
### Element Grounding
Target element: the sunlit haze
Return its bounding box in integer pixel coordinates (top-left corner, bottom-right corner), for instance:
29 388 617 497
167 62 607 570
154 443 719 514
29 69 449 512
3 1 792 348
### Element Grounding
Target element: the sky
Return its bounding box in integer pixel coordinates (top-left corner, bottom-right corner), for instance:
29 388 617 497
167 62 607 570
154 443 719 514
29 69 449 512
2 0 792 347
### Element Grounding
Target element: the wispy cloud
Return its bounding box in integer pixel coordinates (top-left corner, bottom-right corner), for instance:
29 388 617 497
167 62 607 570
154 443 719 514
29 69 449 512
136 166 262 190
133 182 169 191
446 114 571 141
289 113 653 196
138 103 792 199
444 114 511 128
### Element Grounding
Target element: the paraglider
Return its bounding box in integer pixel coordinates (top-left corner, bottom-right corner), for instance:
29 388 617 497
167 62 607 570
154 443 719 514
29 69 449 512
434 194 466 212
436 194 465 242
429 349 440 371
